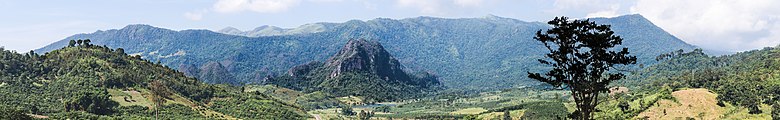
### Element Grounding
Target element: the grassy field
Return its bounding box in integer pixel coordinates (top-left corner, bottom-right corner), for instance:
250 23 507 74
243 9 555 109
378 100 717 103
106 88 236 119
337 96 365 105
636 88 771 120
451 107 487 114
107 88 153 108
300 88 570 119
636 88 721 119
244 85 303 103
476 110 525 120
299 87 779 119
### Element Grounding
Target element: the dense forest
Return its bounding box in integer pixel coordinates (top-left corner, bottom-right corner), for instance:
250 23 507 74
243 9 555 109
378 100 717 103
0 40 307 119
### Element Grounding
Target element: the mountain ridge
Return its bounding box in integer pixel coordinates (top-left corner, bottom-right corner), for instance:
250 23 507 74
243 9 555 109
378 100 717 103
34 14 697 91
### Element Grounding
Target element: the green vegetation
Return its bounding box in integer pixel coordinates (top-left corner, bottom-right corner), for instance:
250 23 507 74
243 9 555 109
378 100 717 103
0 40 306 119
340 105 354 116
518 101 568 119
528 16 637 119
0 107 32 120
629 46 780 117
594 45 780 119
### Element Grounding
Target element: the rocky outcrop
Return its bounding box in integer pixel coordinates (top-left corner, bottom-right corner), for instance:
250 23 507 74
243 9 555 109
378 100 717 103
324 39 410 83
273 39 442 101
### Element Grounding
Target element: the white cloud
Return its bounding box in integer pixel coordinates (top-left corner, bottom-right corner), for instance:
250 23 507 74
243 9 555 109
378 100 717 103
184 12 204 21
308 0 343 2
549 0 635 20
362 1 377 10
630 0 780 51
213 0 300 13
397 0 442 14
585 5 619 18
454 0 483 7
396 0 484 15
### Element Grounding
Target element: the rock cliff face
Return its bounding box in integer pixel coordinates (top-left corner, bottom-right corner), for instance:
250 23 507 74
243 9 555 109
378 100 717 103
273 39 442 101
324 39 410 82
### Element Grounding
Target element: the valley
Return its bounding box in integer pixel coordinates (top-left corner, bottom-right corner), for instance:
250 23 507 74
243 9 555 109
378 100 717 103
1 14 778 119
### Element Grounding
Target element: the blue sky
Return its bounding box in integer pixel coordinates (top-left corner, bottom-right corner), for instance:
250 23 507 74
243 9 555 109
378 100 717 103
0 0 778 52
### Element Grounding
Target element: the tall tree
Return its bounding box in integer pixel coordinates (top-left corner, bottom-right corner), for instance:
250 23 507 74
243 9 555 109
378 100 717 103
772 102 780 120
68 40 76 47
83 39 92 47
149 80 170 120
503 110 511 120
76 39 83 46
340 105 354 116
527 16 636 120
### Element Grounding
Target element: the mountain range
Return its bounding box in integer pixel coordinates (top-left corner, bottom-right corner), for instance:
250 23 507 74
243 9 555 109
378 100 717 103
35 14 697 90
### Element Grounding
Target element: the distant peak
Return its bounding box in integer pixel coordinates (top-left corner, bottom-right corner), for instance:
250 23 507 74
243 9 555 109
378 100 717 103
585 14 645 20
122 24 154 29
218 27 242 33
221 26 239 31
616 14 646 19
483 14 501 19
252 25 284 31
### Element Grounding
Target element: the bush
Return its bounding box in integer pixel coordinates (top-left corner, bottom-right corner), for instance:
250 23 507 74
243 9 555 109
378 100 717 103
0 107 31 120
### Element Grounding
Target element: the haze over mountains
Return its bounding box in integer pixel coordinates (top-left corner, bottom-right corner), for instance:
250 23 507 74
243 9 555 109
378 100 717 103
218 24 331 37
35 14 696 90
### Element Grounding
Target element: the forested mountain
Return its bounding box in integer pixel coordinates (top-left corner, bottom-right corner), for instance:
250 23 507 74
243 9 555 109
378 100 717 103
0 42 306 119
35 14 696 90
270 39 442 102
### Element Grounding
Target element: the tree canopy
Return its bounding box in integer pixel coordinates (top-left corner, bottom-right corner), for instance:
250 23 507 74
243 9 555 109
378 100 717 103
528 16 636 120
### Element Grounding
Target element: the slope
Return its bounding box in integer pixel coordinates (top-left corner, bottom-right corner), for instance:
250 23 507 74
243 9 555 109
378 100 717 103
636 88 771 119
0 42 307 119
614 45 780 119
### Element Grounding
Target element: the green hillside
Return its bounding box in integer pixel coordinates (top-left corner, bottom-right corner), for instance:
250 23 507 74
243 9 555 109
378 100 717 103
34 14 696 91
0 41 307 119
601 45 780 119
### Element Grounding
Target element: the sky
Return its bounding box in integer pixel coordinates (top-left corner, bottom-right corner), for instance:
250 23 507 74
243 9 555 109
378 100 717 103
0 0 778 52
